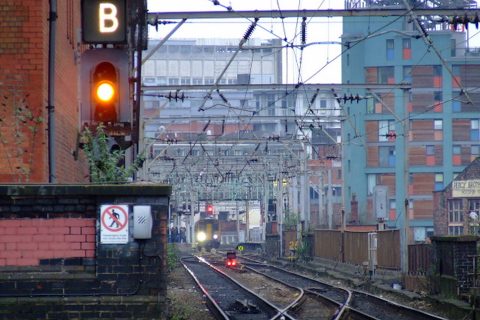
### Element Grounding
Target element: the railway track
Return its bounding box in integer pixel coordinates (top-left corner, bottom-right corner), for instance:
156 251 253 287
184 250 450 319
239 255 449 320
180 255 296 319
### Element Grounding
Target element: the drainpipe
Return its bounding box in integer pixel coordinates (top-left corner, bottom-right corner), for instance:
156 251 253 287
47 0 57 183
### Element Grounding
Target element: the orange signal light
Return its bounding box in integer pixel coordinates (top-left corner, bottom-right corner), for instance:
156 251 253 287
95 81 116 103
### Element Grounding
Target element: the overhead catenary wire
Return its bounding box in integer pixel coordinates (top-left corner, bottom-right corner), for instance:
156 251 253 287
144 4 480 195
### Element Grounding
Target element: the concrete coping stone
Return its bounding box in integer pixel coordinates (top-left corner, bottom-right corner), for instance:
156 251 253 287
0 184 171 197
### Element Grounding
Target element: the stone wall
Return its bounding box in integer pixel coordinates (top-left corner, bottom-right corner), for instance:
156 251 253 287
0 184 170 319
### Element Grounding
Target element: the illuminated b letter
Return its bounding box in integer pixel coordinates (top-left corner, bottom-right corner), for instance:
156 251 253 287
99 3 118 33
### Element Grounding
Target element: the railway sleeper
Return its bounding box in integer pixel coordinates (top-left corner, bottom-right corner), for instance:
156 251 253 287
229 299 261 314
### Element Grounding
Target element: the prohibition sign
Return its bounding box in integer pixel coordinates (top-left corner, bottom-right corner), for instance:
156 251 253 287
101 205 128 232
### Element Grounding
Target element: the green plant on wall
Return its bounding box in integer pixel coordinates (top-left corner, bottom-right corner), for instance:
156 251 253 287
80 124 144 183
0 92 43 182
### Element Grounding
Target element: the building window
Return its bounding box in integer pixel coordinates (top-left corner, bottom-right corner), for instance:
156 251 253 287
403 66 412 82
451 39 456 57
434 173 444 191
453 145 462 165
181 77 191 85
426 145 435 155
267 94 275 116
449 226 464 235
386 39 394 60
378 67 395 84
469 199 480 214
472 145 480 157
471 120 480 140
379 120 395 142
168 78 179 85
168 45 179 53
367 174 376 196
143 77 156 84
390 199 396 210
448 199 463 223
367 97 375 114
309 187 319 200
319 100 327 109
432 119 443 138
379 146 395 167
402 38 411 60
453 96 461 112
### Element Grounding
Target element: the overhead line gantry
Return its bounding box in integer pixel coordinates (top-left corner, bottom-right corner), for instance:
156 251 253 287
147 8 479 20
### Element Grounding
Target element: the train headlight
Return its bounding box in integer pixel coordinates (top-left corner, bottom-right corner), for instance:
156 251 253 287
213 234 218 240
197 231 206 242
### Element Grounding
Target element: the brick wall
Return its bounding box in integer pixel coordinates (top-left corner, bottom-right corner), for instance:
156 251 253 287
431 236 478 296
0 218 95 266
0 184 171 319
433 190 448 235
0 1 90 183
433 157 480 236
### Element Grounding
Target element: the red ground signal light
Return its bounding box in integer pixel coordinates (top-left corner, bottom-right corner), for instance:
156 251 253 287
206 204 214 215
226 250 237 268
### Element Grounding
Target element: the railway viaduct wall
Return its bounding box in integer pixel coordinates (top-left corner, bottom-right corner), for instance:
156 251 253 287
0 184 170 319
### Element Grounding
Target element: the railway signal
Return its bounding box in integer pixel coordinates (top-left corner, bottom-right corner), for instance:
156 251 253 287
80 49 130 130
206 204 214 215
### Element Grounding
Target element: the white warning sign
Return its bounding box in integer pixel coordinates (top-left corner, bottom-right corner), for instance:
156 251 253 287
100 204 129 244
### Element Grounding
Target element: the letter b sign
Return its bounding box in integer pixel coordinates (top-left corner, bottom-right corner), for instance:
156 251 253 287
82 0 126 44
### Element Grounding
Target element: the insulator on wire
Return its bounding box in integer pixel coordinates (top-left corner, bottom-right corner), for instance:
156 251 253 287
301 17 307 47
243 18 259 40
202 120 211 132
217 89 228 104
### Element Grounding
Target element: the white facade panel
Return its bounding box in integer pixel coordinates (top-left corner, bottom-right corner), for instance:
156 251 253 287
204 60 214 76
192 60 202 74
143 60 155 76
168 60 179 76
180 60 190 77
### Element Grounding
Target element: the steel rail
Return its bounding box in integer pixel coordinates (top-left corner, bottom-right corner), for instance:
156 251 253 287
180 256 230 319
238 254 450 320
244 261 349 319
183 255 296 319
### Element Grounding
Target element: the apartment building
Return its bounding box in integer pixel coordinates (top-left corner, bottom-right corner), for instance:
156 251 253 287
342 0 480 241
